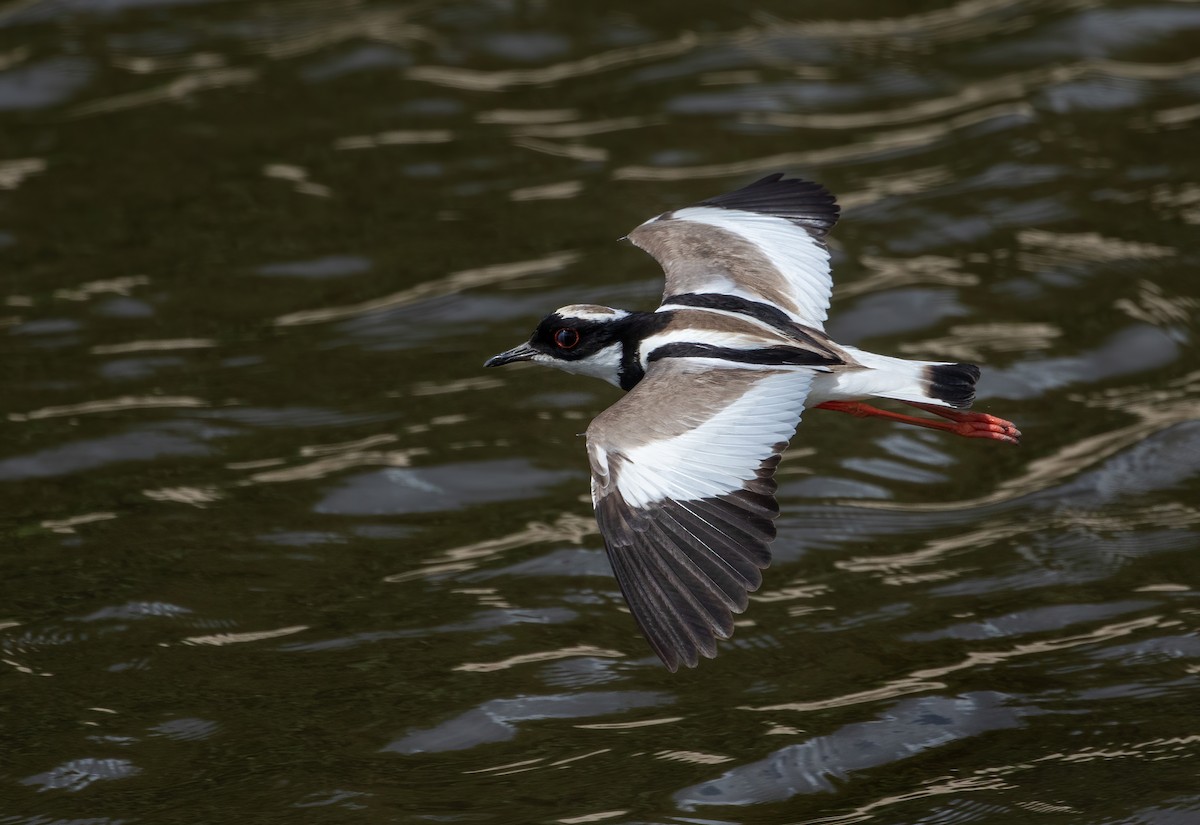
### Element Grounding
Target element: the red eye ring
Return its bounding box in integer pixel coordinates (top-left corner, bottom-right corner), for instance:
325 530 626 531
554 328 580 349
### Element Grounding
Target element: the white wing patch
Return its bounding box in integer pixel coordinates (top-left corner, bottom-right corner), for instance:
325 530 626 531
670 206 833 329
598 369 812 509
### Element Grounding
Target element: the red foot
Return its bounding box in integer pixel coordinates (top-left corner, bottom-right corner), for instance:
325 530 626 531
815 401 1021 445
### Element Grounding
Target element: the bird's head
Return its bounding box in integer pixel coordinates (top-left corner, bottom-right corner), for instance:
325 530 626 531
484 304 631 387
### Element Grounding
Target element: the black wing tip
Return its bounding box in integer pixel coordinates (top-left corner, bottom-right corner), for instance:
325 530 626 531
596 484 781 672
700 172 840 238
925 362 981 408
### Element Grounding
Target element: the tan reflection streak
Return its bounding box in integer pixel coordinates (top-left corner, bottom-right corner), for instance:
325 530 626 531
241 447 425 484
510 180 583 202
407 32 699 92
836 167 955 212
771 0 1023 39
576 716 683 730
548 748 611 767
10 395 209 421
513 137 607 163
181 625 308 646
558 811 628 825
385 512 597 582
477 109 578 125
837 520 1027 574
455 645 623 673
1019 228 1174 267
837 254 976 300
898 322 1062 361
462 757 544 775
0 157 46 190
1094 54 1200 81
512 115 661 139
408 377 503 396
753 582 829 603
274 251 580 327
300 434 398 457
111 52 225 75
143 486 222 508
53 275 150 302
1156 102 1200 127
1036 734 1200 765
801 776 1011 825
333 129 453 150
41 512 117 534
225 458 286 471
746 616 1161 714
748 65 1073 131
848 394 1200 514
655 749 733 765
252 7 427 60
68 68 258 118
1114 280 1197 327
91 338 215 354
614 103 1030 181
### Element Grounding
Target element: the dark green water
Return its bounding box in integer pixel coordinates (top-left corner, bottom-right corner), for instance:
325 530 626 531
2 1 1199 822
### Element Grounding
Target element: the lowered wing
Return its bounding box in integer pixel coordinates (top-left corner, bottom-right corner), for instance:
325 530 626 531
585 358 813 670
628 173 839 330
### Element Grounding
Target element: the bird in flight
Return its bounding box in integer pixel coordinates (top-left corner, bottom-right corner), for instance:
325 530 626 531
484 173 1019 671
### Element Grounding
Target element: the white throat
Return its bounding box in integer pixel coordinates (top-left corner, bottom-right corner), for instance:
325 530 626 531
535 342 624 387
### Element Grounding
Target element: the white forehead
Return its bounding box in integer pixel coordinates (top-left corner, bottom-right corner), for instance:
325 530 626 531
554 304 629 322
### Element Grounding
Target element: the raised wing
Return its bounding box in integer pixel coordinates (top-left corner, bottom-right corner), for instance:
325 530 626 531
628 173 840 330
585 359 813 670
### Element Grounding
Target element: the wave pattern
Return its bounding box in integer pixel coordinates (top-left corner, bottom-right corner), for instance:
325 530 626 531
1 0 1198 822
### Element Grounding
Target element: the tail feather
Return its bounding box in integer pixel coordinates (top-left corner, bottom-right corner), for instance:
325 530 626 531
830 347 981 410
924 363 980 409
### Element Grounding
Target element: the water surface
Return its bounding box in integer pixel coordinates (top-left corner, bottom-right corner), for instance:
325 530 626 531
2 1 1199 822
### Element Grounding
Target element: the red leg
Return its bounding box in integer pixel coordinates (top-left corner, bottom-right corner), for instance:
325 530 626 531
815 401 1020 444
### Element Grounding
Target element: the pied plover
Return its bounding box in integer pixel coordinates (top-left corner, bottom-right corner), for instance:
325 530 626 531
485 173 1019 670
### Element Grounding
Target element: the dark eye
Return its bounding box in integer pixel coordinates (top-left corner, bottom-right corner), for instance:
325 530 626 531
554 328 580 349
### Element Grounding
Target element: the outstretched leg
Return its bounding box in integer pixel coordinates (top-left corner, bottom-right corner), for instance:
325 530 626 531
815 401 1021 444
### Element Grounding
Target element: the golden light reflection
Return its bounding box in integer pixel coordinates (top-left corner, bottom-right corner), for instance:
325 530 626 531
575 716 683 730
509 180 584 202
462 757 543 775
240 446 426 485
91 338 215 355
274 251 580 327
384 512 596 583
557 811 629 824
143 486 222 508
655 749 734 765
511 116 660 139
0 157 46 190
68 69 258 118
10 395 209 422
835 167 954 212
333 130 453 150
181 625 308 646
407 32 699 92
548 749 611 768
899 322 1062 361
513 137 607 163
52 275 149 302
836 254 977 300
477 109 578 125
455 645 624 673
846 375 1200 515
768 0 1026 41
745 616 1162 714
1114 280 1198 328
614 103 1030 181
40 511 117 535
